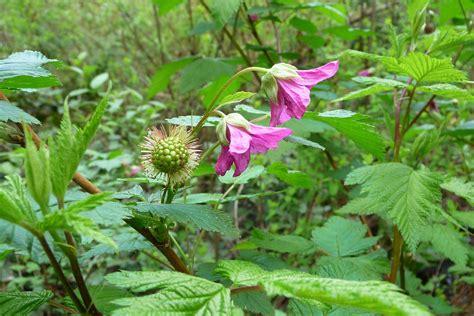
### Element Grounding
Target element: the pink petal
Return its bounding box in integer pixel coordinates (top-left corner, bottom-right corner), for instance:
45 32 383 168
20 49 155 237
297 61 339 87
231 150 250 176
249 124 292 154
215 146 233 176
269 100 291 127
278 79 310 119
227 125 252 154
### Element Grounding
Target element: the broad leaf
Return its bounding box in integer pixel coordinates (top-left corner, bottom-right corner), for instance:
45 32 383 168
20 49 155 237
441 177 473 205
0 50 60 89
178 58 234 92
232 291 274 316
0 290 53 315
267 162 313 188
0 101 40 124
305 110 385 160
311 217 379 257
82 232 149 260
241 229 315 254
339 163 443 251
219 91 255 107
209 0 242 25
147 57 195 98
106 271 232 315
134 203 239 237
417 84 474 100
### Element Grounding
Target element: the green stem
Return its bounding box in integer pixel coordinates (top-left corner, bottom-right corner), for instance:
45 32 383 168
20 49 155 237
191 67 267 137
200 142 220 162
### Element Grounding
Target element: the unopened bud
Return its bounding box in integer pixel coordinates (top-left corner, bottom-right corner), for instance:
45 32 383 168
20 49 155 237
269 63 299 79
261 72 279 103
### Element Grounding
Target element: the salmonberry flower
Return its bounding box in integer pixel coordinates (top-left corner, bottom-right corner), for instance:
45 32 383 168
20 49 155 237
262 61 339 127
141 126 200 186
215 113 292 176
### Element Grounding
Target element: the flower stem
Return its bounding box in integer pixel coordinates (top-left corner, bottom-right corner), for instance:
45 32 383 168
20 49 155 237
191 66 267 137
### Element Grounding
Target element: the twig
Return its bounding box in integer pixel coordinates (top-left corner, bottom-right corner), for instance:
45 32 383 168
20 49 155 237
242 2 274 65
264 0 282 62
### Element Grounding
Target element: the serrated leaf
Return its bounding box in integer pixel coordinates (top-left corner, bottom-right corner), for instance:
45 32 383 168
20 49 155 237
147 57 195 98
311 217 379 257
82 232 149 260
449 210 474 228
0 101 40 124
387 53 466 83
178 58 234 92
209 0 242 25
134 203 239 237
89 285 133 314
217 260 431 316
420 224 468 267
216 260 266 286
219 91 255 107
232 291 274 316
166 115 220 127
0 175 35 225
0 50 60 89
305 110 385 160
417 84 474 100
339 163 442 251
0 290 53 315
441 177 473 205
106 271 232 315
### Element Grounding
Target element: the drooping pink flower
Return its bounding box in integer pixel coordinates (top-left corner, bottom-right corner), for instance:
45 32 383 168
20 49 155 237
262 62 339 127
215 113 292 176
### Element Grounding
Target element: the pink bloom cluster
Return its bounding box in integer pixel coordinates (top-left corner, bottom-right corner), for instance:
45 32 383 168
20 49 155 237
215 62 338 177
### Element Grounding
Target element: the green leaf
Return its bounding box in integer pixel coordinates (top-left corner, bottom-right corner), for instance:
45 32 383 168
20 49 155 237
23 128 51 212
0 290 53 315
0 101 40 124
82 232 149 260
166 115 220 127
305 110 385 160
245 229 315 254
147 57 195 99
217 260 431 316
219 91 256 107
152 0 185 15
89 285 133 314
178 58 234 92
449 210 474 228
441 177 473 205
0 189 25 225
417 84 474 100
90 72 109 89
218 165 265 184
311 217 379 257
232 291 274 316
339 163 443 251
79 93 110 154
134 203 239 237
0 175 36 225
352 76 408 88
299 35 325 50
39 192 116 247
333 85 394 102
387 53 467 83
290 16 317 33
267 162 312 188
0 50 60 89
106 271 232 315
209 0 242 25
444 120 474 137
420 224 469 267
285 135 325 150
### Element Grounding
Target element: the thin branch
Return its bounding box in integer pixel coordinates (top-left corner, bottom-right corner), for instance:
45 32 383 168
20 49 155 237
264 0 282 62
242 2 274 65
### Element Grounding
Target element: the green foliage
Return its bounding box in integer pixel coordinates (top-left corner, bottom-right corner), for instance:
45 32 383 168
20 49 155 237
134 203 239 237
420 224 468 266
0 175 36 226
339 163 443 251
267 162 313 188
333 85 394 102
209 0 242 26
219 91 255 107
0 50 60 89
106 271 232 315
0 101 40 125
441 177 473 205
39 192 116 247
417 84 474 100
23 128 51 212
147 57 195 99
216 260 431 316
305 110 385 160
237 228 315 254
49 94 109 200
312 217 378 257
178 58 234 92
0 290 53 315
285 135 325 150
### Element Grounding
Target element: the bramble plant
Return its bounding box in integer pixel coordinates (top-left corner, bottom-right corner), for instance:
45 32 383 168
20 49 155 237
0 0 473 315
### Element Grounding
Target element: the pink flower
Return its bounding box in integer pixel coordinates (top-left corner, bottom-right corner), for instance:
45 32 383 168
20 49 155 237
357 69 371 77
249 14 259 22
262 62 339 127
215 114 292 176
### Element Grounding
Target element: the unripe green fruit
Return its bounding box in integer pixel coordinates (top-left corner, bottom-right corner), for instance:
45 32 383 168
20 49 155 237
151 137 189 173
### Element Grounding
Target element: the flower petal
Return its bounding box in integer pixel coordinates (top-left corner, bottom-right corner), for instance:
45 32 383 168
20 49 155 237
297 61 339 87
269 100 291 127
278 79 310 119
249 124 292 154
231 149 250 176
215 145 234 176
228 125 252 154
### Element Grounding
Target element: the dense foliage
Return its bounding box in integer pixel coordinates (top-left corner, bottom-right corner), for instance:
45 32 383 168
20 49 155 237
0 0 473 315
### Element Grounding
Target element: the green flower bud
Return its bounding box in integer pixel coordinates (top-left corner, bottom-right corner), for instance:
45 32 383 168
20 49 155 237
216 120 228 145
261 72 279 103
269 63 299 79
224 113 251 131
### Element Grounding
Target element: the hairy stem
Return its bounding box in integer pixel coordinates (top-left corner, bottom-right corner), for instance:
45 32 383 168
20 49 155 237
388 226 403 283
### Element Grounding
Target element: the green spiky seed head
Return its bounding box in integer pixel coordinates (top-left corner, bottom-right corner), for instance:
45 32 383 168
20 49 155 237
151 137 190 173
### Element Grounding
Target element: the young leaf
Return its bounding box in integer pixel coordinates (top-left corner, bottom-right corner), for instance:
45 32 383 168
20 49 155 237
0 189 25 225
441 178 473 205
219 91 256 107
339 163 443 251
105 271 232 315
333 84 394 102
387 53 466 83
134 203 239 237
305 110 385 160
0 101 40 125
23 128 51 212
0 50 61 89
0 290 53 315
417 84 474 100
311 217 379 257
